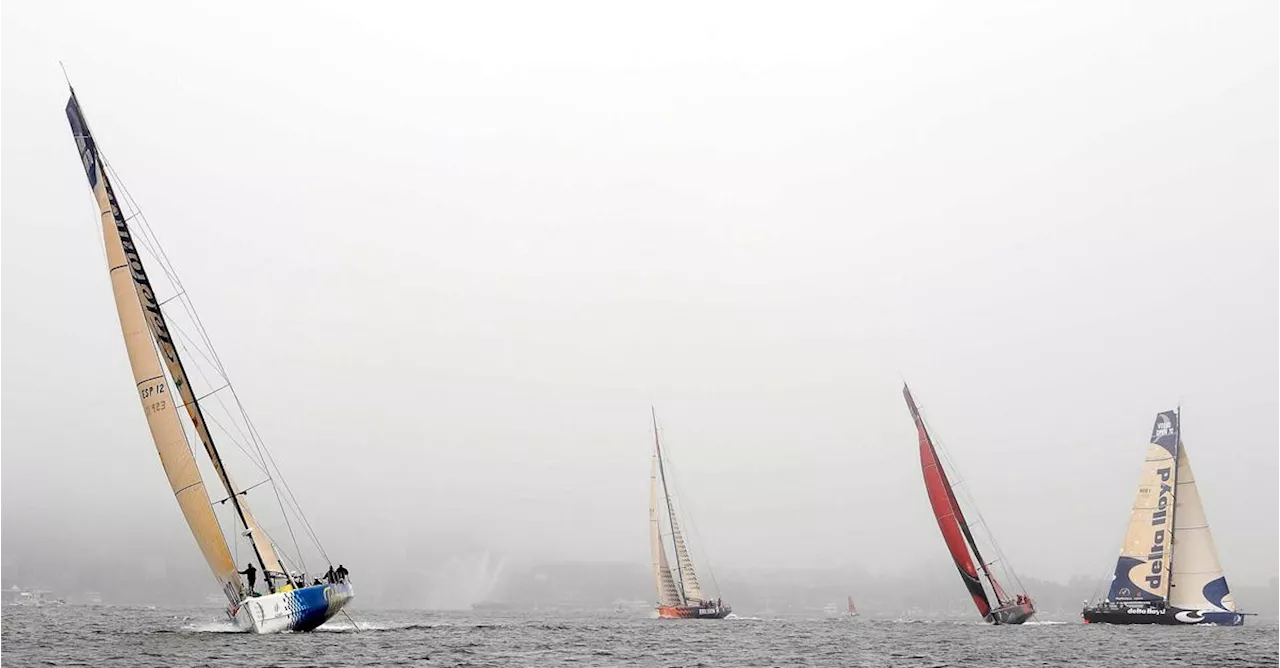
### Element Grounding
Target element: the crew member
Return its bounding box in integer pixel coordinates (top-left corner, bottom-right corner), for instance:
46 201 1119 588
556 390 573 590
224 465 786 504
238 563 258 594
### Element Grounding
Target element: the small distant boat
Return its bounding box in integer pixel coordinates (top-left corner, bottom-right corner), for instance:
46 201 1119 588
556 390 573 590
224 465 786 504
903 384 1035 625
1082 410 1244 626
846 596 859 618
65 87 353 633
649 408 731 619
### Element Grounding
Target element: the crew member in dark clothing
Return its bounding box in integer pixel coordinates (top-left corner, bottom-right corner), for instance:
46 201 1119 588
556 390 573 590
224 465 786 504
238 563 258 593
335 564 349 583
325 565 336 584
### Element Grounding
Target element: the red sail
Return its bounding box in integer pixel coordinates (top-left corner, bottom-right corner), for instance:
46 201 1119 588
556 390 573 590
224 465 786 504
904 385 993 619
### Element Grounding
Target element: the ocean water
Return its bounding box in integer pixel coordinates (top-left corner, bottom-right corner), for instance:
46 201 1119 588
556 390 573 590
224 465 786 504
2 605 1276 667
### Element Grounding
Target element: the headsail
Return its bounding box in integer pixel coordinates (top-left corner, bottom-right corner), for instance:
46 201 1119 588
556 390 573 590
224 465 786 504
650 455 682 606
667 511 703 603
903 384 992 618
1107 410 1179 603
66 93 242 607
1168 446 1236 613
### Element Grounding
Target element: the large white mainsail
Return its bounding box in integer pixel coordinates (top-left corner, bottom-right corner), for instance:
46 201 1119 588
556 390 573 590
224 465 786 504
66 93 243 607
650 456 682 607
1107 410 1179 603
1168 446 1236 612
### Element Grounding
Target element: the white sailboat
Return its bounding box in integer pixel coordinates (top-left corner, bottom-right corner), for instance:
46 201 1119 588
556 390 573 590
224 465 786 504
65 86 353 633
1082 409 1244 626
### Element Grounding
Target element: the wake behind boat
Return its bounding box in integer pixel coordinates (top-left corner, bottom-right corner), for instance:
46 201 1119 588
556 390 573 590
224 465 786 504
1082 410 1244 626
65 88 353 633
904 385 1035 625
649 409 731 619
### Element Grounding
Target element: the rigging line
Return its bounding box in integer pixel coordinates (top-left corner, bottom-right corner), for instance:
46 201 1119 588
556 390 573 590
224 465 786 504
99 159 316 572
101 159 325 561
214 478 274 504
171 334 270 476
242 410 329 562
922 410 1026 595
919 410 1019 599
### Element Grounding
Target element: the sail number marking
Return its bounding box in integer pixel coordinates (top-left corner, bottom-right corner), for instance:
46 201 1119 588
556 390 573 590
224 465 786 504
140 382 167 414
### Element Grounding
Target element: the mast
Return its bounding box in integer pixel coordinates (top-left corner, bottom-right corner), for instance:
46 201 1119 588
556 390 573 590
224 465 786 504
65 87 279 592
1165 406 1181 603
651 407 688 605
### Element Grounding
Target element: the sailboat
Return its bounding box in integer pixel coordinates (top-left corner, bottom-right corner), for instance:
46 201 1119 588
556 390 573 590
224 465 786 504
903 384 1035 625
65 87 353 633
649 409 731 619
846 595 859 618
1082 410 1244 626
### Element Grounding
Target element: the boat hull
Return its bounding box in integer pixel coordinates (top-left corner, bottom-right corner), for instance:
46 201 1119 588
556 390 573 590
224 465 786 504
657 603 731 619
233 583 354 633
1082 605 1243 626
988 601 1035 625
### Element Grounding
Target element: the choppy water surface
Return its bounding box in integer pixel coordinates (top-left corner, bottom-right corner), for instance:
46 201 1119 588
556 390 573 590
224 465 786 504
2 605 1276 667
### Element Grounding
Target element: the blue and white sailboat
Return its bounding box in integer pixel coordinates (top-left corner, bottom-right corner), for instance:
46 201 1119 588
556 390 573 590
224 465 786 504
65 86 353 633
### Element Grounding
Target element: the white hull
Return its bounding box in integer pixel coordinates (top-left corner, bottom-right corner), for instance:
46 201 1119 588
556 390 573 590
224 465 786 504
232 583 354 634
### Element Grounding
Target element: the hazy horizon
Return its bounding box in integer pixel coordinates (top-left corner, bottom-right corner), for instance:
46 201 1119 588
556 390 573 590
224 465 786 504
3 1 1276 609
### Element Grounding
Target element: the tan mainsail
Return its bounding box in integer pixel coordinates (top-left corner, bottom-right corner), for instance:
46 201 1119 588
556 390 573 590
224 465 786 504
1168 446 1236 612
650 456 682 607
68 94 242 606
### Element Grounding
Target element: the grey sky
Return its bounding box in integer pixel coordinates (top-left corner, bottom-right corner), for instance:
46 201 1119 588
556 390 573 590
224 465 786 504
3 0 1276 599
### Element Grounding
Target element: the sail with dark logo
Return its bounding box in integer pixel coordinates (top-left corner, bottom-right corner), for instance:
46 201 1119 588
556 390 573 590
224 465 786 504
65 86 354 633
1082 410 1245 625
903 384 1035 624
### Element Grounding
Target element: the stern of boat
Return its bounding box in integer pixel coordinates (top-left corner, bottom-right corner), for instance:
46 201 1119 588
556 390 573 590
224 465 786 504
234 582 355 633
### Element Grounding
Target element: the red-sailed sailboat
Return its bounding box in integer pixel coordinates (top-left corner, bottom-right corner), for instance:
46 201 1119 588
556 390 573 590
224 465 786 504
903 384 1034 624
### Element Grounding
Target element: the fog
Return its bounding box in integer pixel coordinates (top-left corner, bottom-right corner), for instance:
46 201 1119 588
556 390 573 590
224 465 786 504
2 2 1276 612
